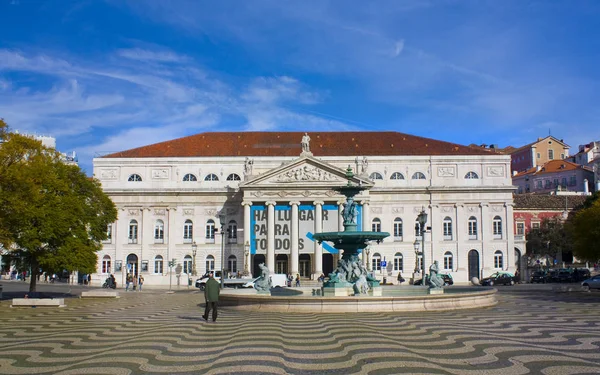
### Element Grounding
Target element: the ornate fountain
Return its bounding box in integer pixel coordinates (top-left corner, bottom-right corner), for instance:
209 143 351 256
313 166 390 296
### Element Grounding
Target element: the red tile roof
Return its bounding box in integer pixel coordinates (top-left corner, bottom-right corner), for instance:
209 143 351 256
101 131 493 158
513 160 592 177
513 194 587 210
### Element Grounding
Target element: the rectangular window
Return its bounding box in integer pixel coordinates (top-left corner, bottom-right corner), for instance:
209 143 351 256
553 178 559 187
537 152 541 159
443 221 452 241
569 176 576 186
531 222 540 231
468 220 477 240
545 180 552 188
155 260 163 274
372 222 381 232
536 180 542 189
548 149 554 160
493 220 502 239
372 258 381 271
561 178 567 187
102 259 111 274
516 222 525 235
494 254 503 269
128 224 138 244
394 257 403 271
393 222 403 241
444 256 453 270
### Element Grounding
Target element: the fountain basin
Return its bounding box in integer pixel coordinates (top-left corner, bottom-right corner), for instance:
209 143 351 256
219 287 497 313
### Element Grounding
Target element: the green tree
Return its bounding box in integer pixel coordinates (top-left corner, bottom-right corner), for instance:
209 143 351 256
526 216 573 265
0 119 117 292
570 194 600 262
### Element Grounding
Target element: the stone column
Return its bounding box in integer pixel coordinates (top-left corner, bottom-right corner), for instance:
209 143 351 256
505 203 515 272
480 203 489 278
266 201 276 274
336 200 345 262
242 201 253 275
361 200 370 266
290 201 300 275
313 200 324 279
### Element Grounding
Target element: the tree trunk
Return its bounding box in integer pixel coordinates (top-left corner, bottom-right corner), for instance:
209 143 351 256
29 257 38 293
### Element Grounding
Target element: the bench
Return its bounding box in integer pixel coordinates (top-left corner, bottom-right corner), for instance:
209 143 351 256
81 291 119 298
11 298 66 308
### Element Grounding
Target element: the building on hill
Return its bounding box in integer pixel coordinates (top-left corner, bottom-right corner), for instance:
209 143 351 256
93 131 518 287
567 141 600 192
512 160 595 195
509 136 569 173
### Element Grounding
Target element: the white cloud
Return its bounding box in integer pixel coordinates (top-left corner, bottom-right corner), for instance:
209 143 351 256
0 47 349 172
392 40 404 57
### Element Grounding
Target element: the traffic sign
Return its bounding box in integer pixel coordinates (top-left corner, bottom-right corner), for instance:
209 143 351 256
381 261 387 267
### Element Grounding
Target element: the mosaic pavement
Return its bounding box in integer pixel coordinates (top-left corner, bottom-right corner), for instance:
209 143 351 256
0 287 599 375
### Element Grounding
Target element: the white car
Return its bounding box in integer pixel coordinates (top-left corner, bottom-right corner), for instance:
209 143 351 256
242 274 288 288
581 275 600 291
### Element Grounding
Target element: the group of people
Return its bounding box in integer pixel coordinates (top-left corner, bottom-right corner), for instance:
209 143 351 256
286 273 301 287
125 273 144 292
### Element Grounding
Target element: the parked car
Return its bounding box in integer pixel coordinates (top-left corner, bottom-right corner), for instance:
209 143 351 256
573 268 591 282
413 274 453 286
480 272 516 286
530 270 550 283
581 275 600 291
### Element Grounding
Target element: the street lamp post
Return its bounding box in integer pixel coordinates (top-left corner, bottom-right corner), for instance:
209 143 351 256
244 241 250 276
218 211 226 289
413 239 420 274
417 207 428 283
191 242 197 277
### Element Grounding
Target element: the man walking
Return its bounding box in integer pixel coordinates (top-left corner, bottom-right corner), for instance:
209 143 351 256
202 272 220 322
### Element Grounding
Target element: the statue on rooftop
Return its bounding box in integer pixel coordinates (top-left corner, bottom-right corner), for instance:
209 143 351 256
301 133 311 153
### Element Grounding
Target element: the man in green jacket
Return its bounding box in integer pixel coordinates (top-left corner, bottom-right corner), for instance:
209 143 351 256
202 272 220 322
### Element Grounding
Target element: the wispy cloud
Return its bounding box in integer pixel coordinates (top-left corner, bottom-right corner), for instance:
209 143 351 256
0 47 348 172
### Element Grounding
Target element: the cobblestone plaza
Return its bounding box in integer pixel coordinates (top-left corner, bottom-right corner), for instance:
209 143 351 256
1 284 599 374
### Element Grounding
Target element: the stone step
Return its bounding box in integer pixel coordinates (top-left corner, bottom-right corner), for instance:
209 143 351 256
81 291 120 298
11 298 66 308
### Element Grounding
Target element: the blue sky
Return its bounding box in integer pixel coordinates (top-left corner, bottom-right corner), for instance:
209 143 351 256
1 0 599 173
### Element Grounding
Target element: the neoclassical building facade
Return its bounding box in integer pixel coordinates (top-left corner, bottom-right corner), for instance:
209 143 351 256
93 132 517 286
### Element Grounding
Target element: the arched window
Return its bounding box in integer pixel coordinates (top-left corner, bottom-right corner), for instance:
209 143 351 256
205 219 215 242
372 218 381 232
154 255 163 274
412 172 426 180
228 220 237 244
493 216 502 239
494 250 503 269
204 173 219 181
393 218 403 241
154 220 164 243
228 255 237 273
443 217 453 241
465 171 479 179
394 252 403 271
102 255 111 274
183 173 197 182
369 172 383 180
226 173 241 181
468 216 478 240
128 174 142 182
390 172 404 180
443 251 453 270
183 255 193 274
206 255 215 273
183 219 193 243
128 220 138 244
372 253 382 271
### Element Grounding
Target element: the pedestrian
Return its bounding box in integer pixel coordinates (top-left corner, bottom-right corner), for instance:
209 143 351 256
125 273 133 291
202 272 220 322
397 272 405 285
295 273 300 287
132 274 138 291
87 274 91 286
138 275 144 292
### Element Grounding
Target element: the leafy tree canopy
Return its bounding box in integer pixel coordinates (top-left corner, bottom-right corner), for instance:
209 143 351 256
0 119 117 292
570 196 600 262
526 216 573 262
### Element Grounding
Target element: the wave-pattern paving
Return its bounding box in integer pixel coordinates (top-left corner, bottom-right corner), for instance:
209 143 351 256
0 290 599 374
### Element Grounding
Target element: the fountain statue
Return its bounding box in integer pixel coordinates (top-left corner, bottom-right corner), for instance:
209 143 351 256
313 166 390 296
254 263 270 292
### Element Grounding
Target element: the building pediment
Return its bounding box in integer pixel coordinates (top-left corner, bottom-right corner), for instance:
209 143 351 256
240 156 372 189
